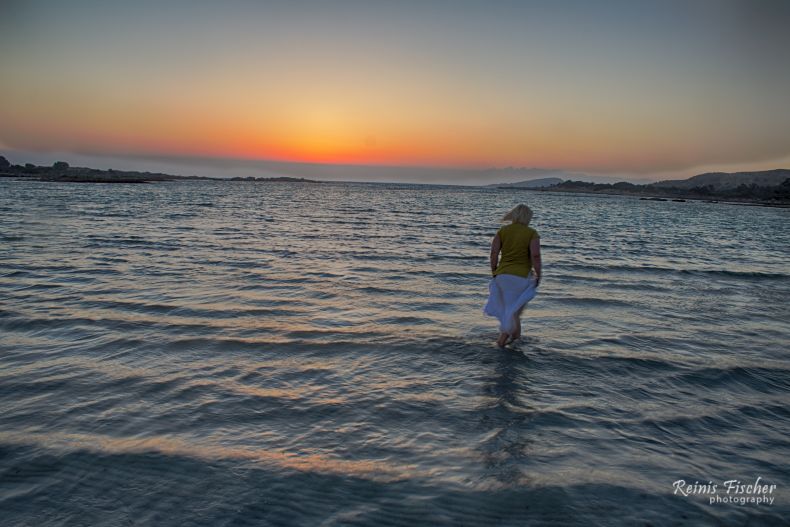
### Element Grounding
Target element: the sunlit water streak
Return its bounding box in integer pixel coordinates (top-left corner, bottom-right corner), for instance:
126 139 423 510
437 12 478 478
1 179 788 525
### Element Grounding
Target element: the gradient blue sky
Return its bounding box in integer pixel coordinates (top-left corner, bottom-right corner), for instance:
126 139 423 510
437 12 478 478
1 0 789 183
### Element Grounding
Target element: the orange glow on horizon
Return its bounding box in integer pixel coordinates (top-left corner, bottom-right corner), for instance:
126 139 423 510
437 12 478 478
2 74 788 174
2 2 789 178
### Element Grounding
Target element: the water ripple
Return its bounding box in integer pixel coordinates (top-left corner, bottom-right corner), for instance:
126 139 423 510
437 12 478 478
1 180 788 525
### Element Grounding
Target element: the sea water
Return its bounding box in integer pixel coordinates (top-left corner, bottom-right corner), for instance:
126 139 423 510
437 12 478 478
1 179 788 525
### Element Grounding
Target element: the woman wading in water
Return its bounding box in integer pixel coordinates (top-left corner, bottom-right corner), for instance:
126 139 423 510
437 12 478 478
484 204 542 347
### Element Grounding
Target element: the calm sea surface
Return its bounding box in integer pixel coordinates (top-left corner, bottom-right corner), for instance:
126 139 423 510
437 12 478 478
1 179 788 526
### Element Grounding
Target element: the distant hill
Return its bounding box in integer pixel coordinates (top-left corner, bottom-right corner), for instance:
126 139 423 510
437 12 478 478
482 167 586 188
541 168 790 205
0 158 320 184
654 169 790 190
491 177 564 188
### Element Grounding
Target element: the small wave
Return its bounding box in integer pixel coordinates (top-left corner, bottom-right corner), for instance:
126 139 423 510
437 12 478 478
1 270 32 278
545 351 683 380
377 316 434 325
0 431 417 482
553 262 789 281
548 296 636 308
678 268 789 280
666 365 790 395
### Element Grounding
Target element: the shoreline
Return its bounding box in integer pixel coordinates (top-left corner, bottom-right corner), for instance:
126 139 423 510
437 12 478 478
2 163 788 208
0 171 319 185
527 187 790 209
3 173 789 208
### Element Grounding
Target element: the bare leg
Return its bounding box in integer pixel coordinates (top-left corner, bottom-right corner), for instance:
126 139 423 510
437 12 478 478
509 306 526 342
497 331 509 347
509 319 521 342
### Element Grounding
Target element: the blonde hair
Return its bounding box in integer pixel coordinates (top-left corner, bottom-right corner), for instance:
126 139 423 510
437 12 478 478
502 204 533 225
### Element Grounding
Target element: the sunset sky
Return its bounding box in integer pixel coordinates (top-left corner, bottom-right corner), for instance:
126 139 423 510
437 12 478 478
1 0 789 184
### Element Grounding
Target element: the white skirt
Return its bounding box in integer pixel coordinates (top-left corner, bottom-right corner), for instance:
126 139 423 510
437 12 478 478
483 273 538 335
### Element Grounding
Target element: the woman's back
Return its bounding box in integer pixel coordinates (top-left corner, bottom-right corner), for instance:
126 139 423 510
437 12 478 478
494 223 538 278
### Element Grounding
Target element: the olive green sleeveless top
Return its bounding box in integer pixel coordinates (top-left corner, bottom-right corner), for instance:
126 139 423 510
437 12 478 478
494 223 539 278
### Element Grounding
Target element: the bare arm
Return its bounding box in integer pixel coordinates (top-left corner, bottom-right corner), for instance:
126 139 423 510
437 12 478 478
490 234 501 276
530 236 542 286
